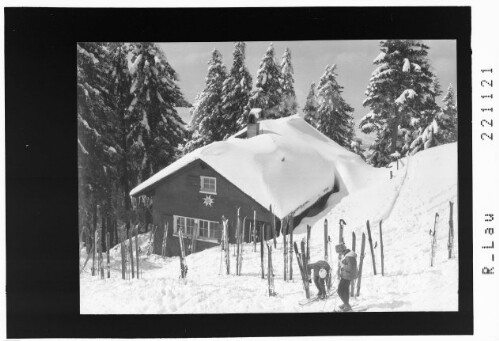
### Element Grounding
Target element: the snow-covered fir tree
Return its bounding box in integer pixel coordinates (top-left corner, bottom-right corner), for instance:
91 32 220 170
350 138 366 160
279 48 298 117
440 83 458 143
408 83 457 155
242 43 283 123
77 42 119 230
303 82 319 127
184 49 227 153
107 42 135 230
359 40 440 166
127 43 187 183
316 64 355 149
219 42 253 139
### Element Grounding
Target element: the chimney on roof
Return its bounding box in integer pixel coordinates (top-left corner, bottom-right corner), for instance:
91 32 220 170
247 108 262 139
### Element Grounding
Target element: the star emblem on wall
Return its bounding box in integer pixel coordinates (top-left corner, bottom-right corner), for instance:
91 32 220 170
203 195 214 207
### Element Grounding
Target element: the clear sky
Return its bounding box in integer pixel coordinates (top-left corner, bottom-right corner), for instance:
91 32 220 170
158 40 456 143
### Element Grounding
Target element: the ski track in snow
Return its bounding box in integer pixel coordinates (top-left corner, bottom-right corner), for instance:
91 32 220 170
81 143 458 314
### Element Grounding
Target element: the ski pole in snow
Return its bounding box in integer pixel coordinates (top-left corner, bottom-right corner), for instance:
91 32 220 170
379 220 385 276
366 220 377 275
356 233 366 297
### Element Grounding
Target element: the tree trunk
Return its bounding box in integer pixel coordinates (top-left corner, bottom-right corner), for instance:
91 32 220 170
101 213 107 252
92 203 98 237
121 106 131 235
390 112 399 154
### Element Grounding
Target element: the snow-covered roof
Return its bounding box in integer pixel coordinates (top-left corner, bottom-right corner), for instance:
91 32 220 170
130 115 371 219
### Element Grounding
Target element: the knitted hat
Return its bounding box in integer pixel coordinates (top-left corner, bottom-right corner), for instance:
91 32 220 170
335 243 346 254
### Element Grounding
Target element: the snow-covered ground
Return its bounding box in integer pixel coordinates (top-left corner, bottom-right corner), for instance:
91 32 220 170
80 143 458 314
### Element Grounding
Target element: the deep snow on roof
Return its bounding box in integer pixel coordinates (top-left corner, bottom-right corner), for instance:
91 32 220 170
130 115 376 219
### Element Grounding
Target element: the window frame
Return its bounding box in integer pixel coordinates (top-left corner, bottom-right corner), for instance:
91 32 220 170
173 214 220 243
200 176 217 195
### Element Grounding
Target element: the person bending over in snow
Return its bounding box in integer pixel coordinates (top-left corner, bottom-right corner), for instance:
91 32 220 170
335 243 358 311
307 260 331 299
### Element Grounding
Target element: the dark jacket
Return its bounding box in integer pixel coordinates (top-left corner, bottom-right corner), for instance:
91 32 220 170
307 260 331 278
340 250 358 280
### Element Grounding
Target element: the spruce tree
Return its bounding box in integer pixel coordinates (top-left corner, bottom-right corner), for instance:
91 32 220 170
127 43 188 183
108 42 135 231
279 48 298 117
220 42 253 139
316 64 355 149
185 49 227 153
77 42 118 231
440 83 458 143
242 43 283 122
359 40 440 166
303 82 319 127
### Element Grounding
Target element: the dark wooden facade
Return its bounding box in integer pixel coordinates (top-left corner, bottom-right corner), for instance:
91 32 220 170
148 159 280 257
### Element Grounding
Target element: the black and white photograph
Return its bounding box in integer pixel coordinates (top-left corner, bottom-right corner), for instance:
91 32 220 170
6 3 497 339
78 40 459 314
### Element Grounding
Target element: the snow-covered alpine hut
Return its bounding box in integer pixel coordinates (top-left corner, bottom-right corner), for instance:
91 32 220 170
130 111 368 257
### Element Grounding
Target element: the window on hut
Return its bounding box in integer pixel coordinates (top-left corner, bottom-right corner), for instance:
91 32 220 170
200 176 217 194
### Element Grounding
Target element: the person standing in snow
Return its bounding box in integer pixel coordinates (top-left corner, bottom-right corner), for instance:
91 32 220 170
307 260 331 299
335 243 358 311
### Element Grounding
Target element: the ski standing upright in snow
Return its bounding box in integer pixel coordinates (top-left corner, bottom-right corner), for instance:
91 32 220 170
283 217 288 281
289 217 293 281
236 208 240 275
135 226 140 279
146 225 158 256
430 212 439 267
338 219 345 277
266 241 277 296
178 228 188 279
260 223 265 279
128 228 134 279
356 233 366 297
294 241 310 299
448 201 454 259
222 217 230 275
239 216 246 275
106 232 110 278
161 223 169 257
